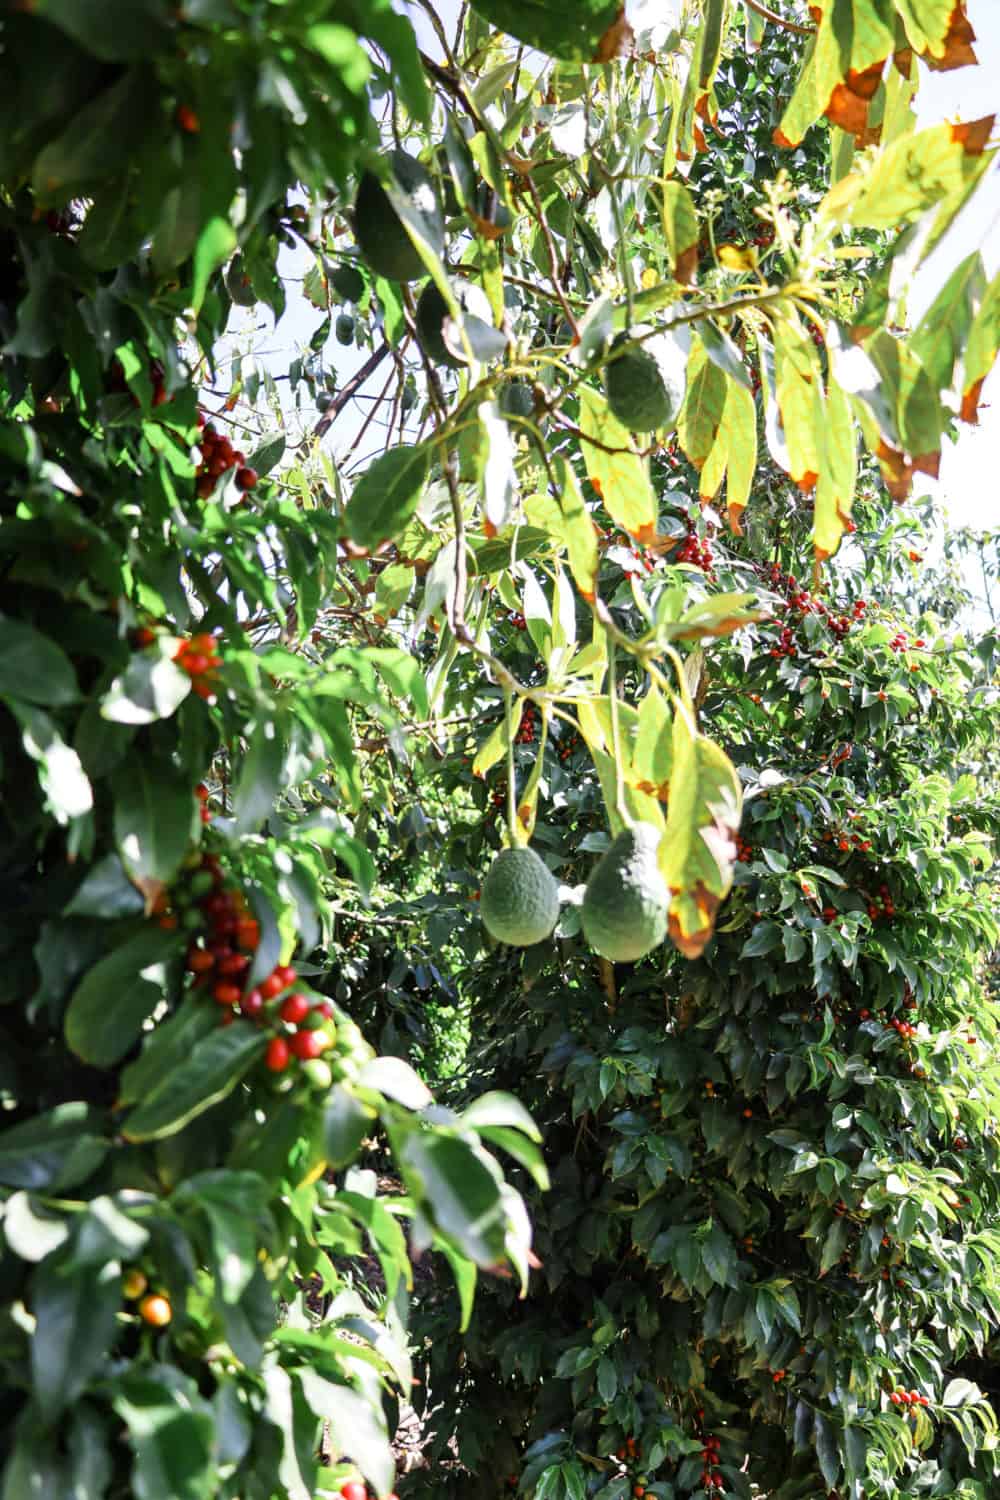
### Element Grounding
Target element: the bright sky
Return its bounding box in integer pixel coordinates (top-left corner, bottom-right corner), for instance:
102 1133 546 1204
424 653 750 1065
221 0 1000 557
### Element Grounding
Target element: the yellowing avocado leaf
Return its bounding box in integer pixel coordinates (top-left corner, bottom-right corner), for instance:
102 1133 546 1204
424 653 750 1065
525 460 600 601
896 0 977 67
662 713 741 960
660 180 700 284
774 35 821 149
675 0 728 159
820 117 995 231
632 685 672 800
473 709 521 778
678 337 727 472
665 592 766 643
716 243 756 272
960 270 1000 423
774 321 822 492
579 387 657 541
814 381 857 561
698 377 757 532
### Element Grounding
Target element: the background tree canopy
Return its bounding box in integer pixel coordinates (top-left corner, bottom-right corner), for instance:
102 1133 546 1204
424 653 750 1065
0 2 998 1499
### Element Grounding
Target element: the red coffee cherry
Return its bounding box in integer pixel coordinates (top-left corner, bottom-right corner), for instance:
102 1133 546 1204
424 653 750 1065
290 1028 331 1060
265 1037 290 1072
280 993 311 1026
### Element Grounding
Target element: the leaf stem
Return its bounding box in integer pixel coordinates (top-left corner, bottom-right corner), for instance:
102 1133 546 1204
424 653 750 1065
607 633 629 829
504 684 518 844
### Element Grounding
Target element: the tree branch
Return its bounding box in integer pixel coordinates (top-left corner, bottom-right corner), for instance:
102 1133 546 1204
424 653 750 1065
305 340 391 447
743 0 814 37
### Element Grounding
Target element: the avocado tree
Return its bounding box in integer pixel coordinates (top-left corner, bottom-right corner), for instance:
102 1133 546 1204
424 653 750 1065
1 2 999 1500
403 483 1000 1498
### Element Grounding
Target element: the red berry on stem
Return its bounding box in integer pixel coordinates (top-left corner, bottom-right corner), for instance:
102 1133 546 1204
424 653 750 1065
218 953 250 976
280 993 311 1025
213 982 243 1007
236 919 261 950
236 466 258 491
340 1484 366 1500
290 1028 331 1060
242 989 264 1018
260 972 285 1000
265 1037 290 1072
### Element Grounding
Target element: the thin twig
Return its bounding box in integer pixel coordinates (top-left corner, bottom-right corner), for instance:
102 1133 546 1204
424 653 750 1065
305 341 391 447
743 0 814 36
343 363 397 462
521 175 580 339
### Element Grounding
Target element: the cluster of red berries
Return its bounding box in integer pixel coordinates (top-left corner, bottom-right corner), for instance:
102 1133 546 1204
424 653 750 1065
865 883 896 923
889 629 925 654
769 622 799 660
734 834 753 864
196 418 258 499
151 847 254 941
698 1432 724 1492
173 632 223 703
107 356 170 408
489 777 507 815
822 826 872 853
623 546 656 579
674 524 715 576
556 730 581 763
170 854 335 1068
756 562 867 654
506 610 527 630
890 1388 929 1410
613 1434 649 1493
954 1135 969 1151
516 703 537 745
886 1016 918 1041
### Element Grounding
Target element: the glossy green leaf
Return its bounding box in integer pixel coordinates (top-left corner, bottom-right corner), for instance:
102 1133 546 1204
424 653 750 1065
122 1023 267 1141
64 853 145 919
344 444 430 550
65 927 178 1067
113 760 194 885
468 0 621 61
0 1103 107 1193
0 619 78 705
113 1378 215 1500
31 1255 121 1422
